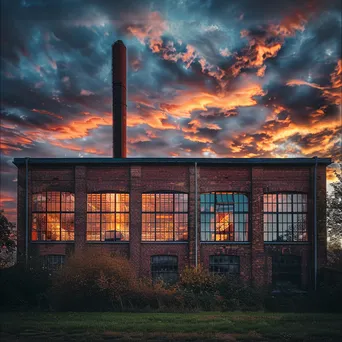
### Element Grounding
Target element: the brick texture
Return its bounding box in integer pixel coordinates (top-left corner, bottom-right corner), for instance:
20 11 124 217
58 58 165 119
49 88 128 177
16 163 328 289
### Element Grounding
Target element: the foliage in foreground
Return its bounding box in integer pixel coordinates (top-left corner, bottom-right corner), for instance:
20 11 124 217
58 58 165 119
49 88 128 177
1 250 342 313
0 210 16 268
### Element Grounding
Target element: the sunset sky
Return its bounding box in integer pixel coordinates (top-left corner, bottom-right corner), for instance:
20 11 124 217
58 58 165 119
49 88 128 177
1 0 341 223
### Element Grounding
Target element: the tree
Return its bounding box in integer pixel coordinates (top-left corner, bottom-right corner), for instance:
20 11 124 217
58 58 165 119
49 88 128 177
327 165 342 269
0 211 16 268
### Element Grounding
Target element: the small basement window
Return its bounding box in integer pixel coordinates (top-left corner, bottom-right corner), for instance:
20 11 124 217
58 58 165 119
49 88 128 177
209 255 240 275
272 255 301 289
42 255 65 271
151 255 178 284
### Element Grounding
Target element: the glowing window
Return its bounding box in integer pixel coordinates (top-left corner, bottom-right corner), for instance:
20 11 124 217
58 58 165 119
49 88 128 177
200 192 249 242
263 193 307 242
32 192 74 241
86 193 129 241
142 193 188 241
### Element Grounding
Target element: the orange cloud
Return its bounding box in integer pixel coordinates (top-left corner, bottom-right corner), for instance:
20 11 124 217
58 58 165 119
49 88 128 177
31 108 63 120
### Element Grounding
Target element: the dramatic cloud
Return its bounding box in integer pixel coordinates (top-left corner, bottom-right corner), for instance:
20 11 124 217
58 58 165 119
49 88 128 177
0 0 341 223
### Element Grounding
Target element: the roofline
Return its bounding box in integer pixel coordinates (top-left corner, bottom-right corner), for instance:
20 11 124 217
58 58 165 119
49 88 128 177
12 157 333 167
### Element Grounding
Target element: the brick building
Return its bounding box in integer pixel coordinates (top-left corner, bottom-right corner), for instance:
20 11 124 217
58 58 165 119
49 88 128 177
13 41 332 289
13 157 331 289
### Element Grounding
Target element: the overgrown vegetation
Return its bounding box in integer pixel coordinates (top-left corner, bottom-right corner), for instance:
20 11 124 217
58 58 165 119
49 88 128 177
0 210 16 268
327 164 342 270
1 249 341 313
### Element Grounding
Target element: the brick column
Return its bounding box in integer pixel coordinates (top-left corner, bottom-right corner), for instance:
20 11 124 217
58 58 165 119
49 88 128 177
188 165 200 267
129 166 142 276
251 166 266 287
17 166 28 264
74 166 87 251
316 165 327 269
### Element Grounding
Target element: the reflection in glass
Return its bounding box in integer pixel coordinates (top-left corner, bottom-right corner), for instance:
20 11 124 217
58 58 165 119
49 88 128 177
200 192 248 242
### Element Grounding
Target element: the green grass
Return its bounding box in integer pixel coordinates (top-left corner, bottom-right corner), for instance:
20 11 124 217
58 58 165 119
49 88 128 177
1 312 342 341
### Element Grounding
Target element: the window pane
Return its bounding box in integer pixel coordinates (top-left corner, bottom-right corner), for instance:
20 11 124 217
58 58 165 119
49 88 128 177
174 213 188 241
101 194 115 212
47 213 61 240
87 213 101 241
32 193 46 212
142 194 155 212
142 213 155 241
151 256 178 284
61 213 74 240
116 193 129 212
102 213 115 241
47 192 60 212
156 213 173 241
87 194 101 212
61 192 75 212
32 213 46 240
115 213 129 241
209 255 240 275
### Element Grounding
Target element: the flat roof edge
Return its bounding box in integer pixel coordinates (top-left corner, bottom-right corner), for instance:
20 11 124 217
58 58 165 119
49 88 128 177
12 157 333 167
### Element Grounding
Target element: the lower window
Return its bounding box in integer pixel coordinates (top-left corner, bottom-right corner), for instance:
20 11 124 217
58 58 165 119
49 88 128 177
272 255 301 289
42 255 65 271
151 255 178 284
209 255 240 275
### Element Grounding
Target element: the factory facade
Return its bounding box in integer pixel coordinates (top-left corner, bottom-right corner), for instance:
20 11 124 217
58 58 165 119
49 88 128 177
13 41 331 289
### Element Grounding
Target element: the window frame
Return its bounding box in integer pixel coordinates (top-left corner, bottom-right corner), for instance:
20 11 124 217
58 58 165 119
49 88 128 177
31 191 75 242
142 192 189 242
42 254 66 272
86 192 130 242
200 191 249 242
209 255 240 275
263 192 308 242
151 255 179 284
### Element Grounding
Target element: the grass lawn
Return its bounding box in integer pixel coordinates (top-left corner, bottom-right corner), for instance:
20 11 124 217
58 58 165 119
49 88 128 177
1 312 342 341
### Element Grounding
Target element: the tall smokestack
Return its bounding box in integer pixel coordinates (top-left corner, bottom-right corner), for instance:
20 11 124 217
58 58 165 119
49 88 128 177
112 40 127 158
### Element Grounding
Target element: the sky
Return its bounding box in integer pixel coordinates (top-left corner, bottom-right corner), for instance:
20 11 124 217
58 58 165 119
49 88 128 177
1 0 341 224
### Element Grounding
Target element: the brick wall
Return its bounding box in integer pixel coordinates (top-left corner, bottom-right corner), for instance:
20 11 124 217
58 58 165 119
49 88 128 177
16 162 328 289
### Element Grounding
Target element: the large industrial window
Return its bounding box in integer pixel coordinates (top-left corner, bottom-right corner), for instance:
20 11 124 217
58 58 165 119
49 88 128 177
272 255 301 289
209 255 240 275
151 255 178 284
42 255 65 271
87 193 129 241
142 193 188 241
32 192 74 241
263 193 307 242
200 192 249 242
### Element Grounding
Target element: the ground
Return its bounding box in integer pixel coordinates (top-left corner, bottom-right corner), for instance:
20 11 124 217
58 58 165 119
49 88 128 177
1 312 342 341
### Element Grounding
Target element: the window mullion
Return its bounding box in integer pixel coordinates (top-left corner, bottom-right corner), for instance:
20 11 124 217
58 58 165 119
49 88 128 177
276 194 279 241
173 194 175 242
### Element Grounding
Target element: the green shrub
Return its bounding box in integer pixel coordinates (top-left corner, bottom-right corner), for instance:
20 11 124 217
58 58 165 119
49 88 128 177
217 275 265 311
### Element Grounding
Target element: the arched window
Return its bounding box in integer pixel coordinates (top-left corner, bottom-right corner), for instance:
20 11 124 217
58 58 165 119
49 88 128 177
87 193 129 241
32 192 74 241
263 193 307 242
142 193 188 241
151 255 178 284
200 192 249 242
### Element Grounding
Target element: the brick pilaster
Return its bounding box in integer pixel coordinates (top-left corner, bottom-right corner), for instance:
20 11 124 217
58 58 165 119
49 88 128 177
129 166 142 276
74 166 87 251
188 165 200 267
251 166 266 287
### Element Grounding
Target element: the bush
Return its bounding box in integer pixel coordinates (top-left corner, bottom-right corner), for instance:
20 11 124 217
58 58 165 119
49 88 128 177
0 263 51 311
50 250 137 311
217 275 265 311
176 265 222 311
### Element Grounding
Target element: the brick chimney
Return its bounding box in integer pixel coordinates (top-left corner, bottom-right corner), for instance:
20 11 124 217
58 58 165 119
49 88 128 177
112 40 127 158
